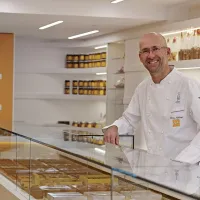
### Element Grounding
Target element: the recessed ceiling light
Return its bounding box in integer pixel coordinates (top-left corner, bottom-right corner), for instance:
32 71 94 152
94 45 107 49
111 0 124 4
162 27 200 36
39 21 63 30
68 30 99 39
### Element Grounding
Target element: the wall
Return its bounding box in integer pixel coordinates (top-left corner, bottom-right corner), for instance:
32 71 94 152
14 38 106 126
0 34 14 131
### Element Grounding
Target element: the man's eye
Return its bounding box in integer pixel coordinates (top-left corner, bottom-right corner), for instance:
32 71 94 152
142 49 149 53
152 47 159 51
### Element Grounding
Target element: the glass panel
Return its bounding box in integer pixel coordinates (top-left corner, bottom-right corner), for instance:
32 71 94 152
16 135 31 200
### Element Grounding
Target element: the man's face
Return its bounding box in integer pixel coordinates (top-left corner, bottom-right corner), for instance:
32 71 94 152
139 35 170 75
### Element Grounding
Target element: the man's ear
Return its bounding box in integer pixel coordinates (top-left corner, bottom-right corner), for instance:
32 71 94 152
167 47 171 55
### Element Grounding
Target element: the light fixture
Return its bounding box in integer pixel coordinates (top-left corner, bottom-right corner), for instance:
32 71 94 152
96 72 107 75
94 148 105 154
111 0 124 3
94 45 107 50
176 67 200 70
162 27 200 36
68 30 99 39
39 21 63 30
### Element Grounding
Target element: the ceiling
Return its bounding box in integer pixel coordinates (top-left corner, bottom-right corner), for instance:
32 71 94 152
0 0 198 47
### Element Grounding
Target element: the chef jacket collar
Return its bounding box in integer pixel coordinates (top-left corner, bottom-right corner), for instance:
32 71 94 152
149 66 176 87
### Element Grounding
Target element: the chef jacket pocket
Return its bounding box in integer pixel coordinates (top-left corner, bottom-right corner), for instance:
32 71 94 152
170 107 185 128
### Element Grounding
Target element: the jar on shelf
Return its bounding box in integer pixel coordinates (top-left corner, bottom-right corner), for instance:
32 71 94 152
99 80 104 88
65 80 70 87
73 80 78 87
85 55 89 61
78 122 82 127
94 80 98 88
79 80 84 87
101 60 106 67
65 88 70 95
66 62 73 68
92 122 97 128
72 88 78 95
79 54 85 61
83 81 88 87
88 88 92 95
88 62 93 68
99 88 104 96
73 121 78 127
73 62 79 68
81 122 86 128
73 55 79 61
101 52 107 59
91 88 95 95
88 80 92 87
83 88 88 95
103 80 107 87
79 62 84 68
94 88 99 95
84 62 89 68
96 53 101 60
87 122 92 128
92 62 95 68
96 61 101 67
79 87 84 95
89 54 93 60
91 80 95 88
67 54 73 61
104 89 106 95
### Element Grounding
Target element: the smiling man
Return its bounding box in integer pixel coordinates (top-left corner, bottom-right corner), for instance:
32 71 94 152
103 32 200 164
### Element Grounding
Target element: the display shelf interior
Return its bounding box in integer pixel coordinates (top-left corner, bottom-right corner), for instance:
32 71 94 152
67 59 106 63
15 94 106 101
15 67 107 75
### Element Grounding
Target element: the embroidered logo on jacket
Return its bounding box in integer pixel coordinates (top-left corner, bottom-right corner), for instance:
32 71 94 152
175 92 181 104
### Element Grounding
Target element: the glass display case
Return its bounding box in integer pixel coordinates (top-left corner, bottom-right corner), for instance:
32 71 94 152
0 127 199 200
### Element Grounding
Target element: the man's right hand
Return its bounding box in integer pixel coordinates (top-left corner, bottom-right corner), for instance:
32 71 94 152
104 125 119 145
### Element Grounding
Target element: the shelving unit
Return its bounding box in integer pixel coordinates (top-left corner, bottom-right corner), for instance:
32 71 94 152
15 94 106 101
15 67 107 75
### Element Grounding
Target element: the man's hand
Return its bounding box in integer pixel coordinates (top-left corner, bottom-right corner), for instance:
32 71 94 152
104 125 119 145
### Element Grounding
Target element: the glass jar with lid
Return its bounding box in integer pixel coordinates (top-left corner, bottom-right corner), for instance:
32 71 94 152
101 60 106 67
89 54 93 60
96 61 101 67
85 55 89 61
79 80 84 87
83 88 88 95
79 62 84 68
79 54 85 61
91 80 95 88
101 52 107 59
96 53 101 60
99 80 104 88
88 88 92 95
73 80 78 87
72 88 78 95
65 88 70 95
88 62 93 68
83 81 88 87
73 55 79 61
67 54 73 61
88 80 92 87
84 62 89 68
79 87 84 95
65 80 70 87
73 62 79 68
94 88 99 95
66 62 73 68
99 88 104 96
103 80 107 87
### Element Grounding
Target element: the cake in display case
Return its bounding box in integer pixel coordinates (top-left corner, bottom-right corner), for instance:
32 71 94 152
0 127 199 200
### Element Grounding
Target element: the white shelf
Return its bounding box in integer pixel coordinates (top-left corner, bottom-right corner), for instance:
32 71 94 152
15 67 107 75
169 59 200 69
108 87 124 90
15 94 106 101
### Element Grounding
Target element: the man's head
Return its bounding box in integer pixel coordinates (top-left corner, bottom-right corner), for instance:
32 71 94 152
139 32 171 75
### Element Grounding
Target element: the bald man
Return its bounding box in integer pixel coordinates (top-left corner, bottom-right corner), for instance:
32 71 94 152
103 32 200 164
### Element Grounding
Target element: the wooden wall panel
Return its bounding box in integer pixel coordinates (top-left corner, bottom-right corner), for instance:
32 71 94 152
0 34 14 131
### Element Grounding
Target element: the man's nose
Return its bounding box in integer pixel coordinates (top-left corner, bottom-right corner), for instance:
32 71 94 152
147 50 155 59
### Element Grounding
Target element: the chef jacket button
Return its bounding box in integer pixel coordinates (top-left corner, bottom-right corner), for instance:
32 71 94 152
148 130 151 135
168 81 171 84
159 147 162 150
166 97 170 100
161 131 164 134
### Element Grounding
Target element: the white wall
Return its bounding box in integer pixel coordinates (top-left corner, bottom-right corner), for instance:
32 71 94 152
14 38 106 125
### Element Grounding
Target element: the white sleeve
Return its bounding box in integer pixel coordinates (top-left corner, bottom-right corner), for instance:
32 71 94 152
175 79 200 164
102 87 141 135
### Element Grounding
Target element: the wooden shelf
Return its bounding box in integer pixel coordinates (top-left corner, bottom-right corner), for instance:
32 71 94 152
15 94 106 101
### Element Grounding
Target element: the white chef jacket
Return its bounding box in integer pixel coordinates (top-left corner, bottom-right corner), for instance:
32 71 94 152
104 67 200 164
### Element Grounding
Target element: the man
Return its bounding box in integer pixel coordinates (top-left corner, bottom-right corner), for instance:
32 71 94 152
103 32 200 164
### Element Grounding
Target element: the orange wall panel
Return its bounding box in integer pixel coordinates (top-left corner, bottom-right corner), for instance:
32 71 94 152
0 34 14 131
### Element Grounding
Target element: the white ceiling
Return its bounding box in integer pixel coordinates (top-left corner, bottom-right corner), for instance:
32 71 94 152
0 0 198 46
